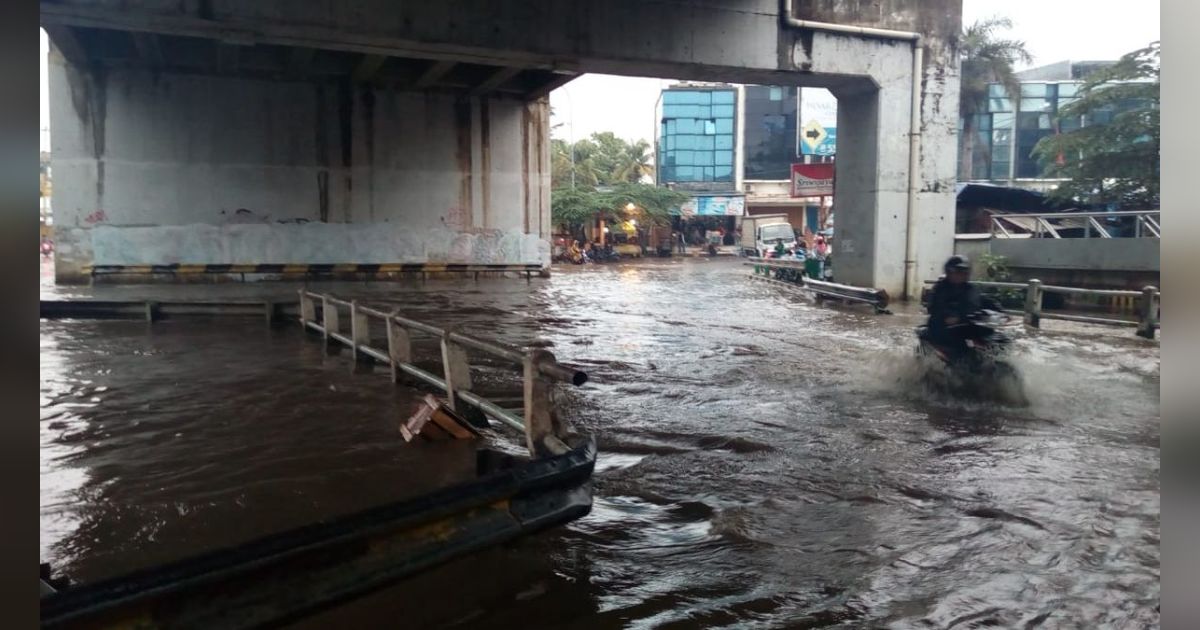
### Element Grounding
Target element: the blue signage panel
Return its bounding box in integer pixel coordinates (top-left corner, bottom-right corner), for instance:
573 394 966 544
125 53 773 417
801 127 837 156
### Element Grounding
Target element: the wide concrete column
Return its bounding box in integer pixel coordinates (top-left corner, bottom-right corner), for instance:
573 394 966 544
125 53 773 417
816 33 956 298
47 48 552 283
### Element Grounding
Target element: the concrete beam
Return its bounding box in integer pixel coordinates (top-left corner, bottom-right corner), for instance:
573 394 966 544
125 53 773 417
130 32 165 68
216 42 239 74
287 46 315 76
39 2 565 72
414 60 456 88
44 25 88 67
470 66 522 95
524 71 578 100
352 54 388 83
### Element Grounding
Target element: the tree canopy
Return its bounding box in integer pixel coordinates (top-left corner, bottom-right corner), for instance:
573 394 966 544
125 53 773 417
551 183 690 233
1033 42 1160 208
552 132 653 189
550 130 684 236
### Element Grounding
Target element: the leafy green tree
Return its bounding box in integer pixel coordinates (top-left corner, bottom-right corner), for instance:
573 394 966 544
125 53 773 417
958 17 1033 180
1033 42 1160 208
551 183 689 242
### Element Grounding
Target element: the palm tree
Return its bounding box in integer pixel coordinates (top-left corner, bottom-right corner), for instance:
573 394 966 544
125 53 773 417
613 140 654 184
959 17 1033 180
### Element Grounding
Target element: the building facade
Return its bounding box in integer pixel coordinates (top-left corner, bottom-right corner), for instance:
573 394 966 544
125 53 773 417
957 59 1144 192
656 85 740 193
656 83 833 243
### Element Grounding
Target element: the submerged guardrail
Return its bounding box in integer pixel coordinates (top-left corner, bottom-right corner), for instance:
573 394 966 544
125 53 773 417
745 258 891 313
298 291 587 457
923 279 1160 340
40 293 598 628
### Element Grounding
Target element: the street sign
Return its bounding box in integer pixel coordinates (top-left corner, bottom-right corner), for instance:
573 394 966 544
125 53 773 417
798 88 837 156
801 120 827 152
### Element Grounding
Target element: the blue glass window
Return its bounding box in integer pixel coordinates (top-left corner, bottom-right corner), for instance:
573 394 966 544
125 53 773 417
715 118 733 133
712 90 735 104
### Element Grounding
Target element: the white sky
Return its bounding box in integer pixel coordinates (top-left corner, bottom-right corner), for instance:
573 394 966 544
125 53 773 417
40 1 1159 151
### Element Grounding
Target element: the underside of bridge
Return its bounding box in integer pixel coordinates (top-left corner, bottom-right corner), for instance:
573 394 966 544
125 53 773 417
43 0 962 297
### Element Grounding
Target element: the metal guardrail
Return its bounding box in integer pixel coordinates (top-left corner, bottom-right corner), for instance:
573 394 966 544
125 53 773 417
41 436 597 630
298 291 587 457
991 210 1160 239
745 258 890 313
923 279 1160 339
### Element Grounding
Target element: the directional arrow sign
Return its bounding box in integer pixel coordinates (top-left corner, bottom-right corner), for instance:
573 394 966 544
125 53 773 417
801 119 827 152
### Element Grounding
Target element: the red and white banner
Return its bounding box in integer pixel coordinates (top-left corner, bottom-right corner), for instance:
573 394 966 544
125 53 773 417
790 163 835 198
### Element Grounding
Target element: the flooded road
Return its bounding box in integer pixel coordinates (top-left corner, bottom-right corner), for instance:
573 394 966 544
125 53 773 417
41 259 1160 628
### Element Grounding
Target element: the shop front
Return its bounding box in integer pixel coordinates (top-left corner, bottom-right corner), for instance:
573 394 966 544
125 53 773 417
670 194 746 246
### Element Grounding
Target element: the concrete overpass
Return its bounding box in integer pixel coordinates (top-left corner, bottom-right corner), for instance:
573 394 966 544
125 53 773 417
42 0 962 298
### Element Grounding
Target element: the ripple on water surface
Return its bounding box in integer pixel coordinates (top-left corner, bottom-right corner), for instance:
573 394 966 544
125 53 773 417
41 259 1159 628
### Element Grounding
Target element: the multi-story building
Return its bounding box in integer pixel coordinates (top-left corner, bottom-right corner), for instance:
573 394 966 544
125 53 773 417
957 59 1149 193
655 83 833 244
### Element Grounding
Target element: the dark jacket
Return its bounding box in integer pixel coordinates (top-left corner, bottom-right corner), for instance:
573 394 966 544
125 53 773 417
926 278 1001 335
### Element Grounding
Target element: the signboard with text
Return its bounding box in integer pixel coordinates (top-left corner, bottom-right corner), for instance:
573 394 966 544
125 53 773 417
798 88 837 156
676 195 746 217
791 163 835 198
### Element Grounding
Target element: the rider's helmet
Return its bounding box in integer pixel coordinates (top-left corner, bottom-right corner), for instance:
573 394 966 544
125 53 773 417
944 255 970 273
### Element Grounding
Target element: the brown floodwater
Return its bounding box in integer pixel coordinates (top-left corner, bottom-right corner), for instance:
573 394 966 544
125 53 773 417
41 258 1160 628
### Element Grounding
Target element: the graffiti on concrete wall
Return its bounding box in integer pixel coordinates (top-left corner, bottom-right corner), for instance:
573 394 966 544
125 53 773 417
219 207 312 225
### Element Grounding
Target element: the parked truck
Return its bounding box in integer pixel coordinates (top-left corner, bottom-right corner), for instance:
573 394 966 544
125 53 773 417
739 214 798 257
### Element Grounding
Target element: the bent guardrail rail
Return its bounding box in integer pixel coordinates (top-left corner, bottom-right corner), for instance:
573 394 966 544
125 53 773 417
745 258 890 313
922 279 1160 340
41 436 596 630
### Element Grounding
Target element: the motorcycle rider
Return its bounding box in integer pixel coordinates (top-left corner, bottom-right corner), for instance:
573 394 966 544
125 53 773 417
924 255 1002 360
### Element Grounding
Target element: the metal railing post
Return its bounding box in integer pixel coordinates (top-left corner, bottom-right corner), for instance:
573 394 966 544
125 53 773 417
322 296 340 346
1137 286 1159 340
385 313 412 383
440 329 484 424
350 300 369 361
1024 279 1043 328
524 350 567 456
299 291 315 326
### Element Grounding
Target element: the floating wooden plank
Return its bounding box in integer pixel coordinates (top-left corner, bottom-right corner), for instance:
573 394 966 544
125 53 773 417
401 394 480 442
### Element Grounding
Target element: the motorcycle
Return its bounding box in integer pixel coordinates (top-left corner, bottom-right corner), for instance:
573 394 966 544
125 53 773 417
915 309 1027 404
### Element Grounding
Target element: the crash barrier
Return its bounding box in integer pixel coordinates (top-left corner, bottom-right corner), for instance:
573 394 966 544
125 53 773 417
41 293 597 628
41 299 291 323
923 279 1160 340
746 258 890 313
84 262 546 282
41 437 596 630
298 290 588 457
991 210 1160 239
